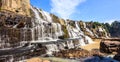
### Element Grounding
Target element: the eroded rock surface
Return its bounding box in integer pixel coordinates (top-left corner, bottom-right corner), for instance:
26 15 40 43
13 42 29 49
100 39 120 53
0 0 30 16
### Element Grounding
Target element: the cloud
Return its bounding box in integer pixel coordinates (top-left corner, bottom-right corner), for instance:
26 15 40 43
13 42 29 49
50 0 86 19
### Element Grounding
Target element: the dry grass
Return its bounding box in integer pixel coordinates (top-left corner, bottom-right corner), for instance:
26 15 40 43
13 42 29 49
80 39 102 51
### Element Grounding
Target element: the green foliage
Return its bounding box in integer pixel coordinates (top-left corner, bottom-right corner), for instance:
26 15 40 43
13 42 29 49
91 22 102 29
94 22 102 26
102 23 110 33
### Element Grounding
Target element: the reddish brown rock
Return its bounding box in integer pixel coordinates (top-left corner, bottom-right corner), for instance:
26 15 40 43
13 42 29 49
100 39 120 53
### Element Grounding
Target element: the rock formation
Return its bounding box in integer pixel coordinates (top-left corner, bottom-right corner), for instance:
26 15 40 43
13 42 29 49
0 0 30 16
100 39 120 53
100 39 120 61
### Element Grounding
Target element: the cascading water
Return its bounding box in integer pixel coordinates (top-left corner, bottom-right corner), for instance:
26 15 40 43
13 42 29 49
85 36 93 43
64 20 76 48
83 22 94 36
75 22 84 35
74 21 94 45
40 11 53 22
31 6 66 55
45 44 59 55
57 23 63 36
99 27 109 38
82 22 94 43
0 5 109 62
74 22 86 46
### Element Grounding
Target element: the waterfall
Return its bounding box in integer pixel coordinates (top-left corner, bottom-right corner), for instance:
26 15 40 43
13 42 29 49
31 6 66 55
57 23 63 36
0 6 98 61
9 55 14 62
79 38 86 46
41 11 53 22
58 42 66 50
31 6 47 23
102 28 109 38
45 44 59 55
83 22 94 36
99 27 104 32
75 22 82 32
67 41 75 49
31 28 35 41
85 36 93 43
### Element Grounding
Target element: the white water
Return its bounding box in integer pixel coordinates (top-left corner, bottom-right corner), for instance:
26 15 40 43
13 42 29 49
65 21 87 47
31 6 65 55
42 11 53 22
102 28 109 38
45 44 59 55
75 22 94 45
58 42 66 50
98 27 109 38
79 38 86 46
83 22 94 36
99 27 104 32
9 55 14 62
31 28 35 41
85 36 93 43
75 22 82 32
0 6 94 58
0 6 110 62
31 7 47 23
57 23 63 36
75 22 84 35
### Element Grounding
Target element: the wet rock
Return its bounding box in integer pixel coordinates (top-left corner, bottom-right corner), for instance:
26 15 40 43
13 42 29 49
16 21 25 28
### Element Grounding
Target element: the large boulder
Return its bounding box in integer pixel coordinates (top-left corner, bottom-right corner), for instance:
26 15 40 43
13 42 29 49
100 39 120 53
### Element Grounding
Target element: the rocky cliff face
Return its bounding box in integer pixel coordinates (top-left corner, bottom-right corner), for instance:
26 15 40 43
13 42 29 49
0 6 109 49
0 0 30 16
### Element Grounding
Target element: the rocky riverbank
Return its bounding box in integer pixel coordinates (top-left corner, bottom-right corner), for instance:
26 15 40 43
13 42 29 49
26 38 119 62
26 48 118 62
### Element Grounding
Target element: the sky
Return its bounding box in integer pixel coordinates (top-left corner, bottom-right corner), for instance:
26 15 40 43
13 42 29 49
30 0 120 23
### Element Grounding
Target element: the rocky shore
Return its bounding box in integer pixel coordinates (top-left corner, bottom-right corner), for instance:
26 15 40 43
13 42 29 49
26 48 118 62
26 38 120 62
